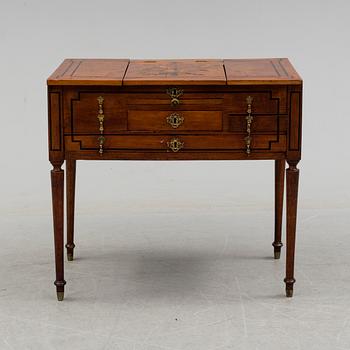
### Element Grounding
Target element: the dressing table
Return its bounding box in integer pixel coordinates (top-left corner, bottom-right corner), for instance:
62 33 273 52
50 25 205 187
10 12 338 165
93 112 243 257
47 58 302 300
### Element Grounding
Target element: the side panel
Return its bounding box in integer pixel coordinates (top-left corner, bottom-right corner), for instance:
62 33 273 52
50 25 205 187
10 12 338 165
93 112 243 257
48 87 64 164
287 85 303 160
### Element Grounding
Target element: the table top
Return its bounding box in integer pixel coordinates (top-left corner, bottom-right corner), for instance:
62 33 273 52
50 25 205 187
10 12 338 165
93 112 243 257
47 58 302 86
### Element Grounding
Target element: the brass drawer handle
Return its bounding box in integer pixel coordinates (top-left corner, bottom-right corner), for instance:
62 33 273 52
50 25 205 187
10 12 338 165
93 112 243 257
166 87 183 106
166 112 184 128
97 96 105 155
98 136 105 154
167 137 184 152
244 96 253 155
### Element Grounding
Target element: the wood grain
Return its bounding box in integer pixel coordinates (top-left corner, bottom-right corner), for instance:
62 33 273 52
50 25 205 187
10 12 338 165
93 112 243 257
48 58 302 86
284 160 300 297
123 59 226 85
50 162 66 301
66 134 287 152
66 159 76 261
47 59 130 86
224 58 302 85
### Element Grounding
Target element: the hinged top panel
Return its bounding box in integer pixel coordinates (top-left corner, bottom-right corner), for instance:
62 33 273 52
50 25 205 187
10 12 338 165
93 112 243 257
123 59 226 85
224 58 302 85
47 59 130 86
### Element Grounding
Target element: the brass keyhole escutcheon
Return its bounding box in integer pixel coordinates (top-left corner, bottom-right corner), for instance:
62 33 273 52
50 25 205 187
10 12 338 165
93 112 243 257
166 87 184 106
167 137 184 152
166 113 184 129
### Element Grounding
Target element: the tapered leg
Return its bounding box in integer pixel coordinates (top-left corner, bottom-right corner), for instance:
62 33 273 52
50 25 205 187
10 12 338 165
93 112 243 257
273 160 285 259
284 160 299 297
51 161 66 301
66 159 76 261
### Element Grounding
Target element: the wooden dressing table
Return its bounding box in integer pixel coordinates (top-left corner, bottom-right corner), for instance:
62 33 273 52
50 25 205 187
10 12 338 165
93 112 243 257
47 58 302 300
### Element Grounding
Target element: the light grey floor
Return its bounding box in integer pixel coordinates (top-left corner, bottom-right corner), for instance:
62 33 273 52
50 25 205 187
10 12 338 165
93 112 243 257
0 206 349 350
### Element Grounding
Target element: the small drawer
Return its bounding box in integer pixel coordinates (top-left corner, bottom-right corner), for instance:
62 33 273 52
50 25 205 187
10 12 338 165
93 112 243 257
128 110 223 131
69 92 127 134
228 115 287 133
127 91 224 108
224 91 285 114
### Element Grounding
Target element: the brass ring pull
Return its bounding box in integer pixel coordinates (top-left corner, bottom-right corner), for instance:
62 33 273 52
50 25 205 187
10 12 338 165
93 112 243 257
244 96 253 155
166 87 183 106
166 113 184 129
167 137 184 152
97 96 105 155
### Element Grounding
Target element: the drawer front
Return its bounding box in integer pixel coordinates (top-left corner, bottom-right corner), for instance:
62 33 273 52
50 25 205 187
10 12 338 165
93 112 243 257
69 92 127 134
127 91 224 108
224 91 284 114
227 115 287 133
128 110 222 131
66 134 286 153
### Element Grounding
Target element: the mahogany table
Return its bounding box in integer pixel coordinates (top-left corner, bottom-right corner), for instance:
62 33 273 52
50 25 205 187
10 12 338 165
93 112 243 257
47 58 302 300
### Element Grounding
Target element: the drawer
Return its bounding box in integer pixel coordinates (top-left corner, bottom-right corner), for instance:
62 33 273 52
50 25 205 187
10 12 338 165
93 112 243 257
66 134 286 153
128 110 222 131
224 91 286 114
127 91 224 108
69 92 127 134
228 115 287 133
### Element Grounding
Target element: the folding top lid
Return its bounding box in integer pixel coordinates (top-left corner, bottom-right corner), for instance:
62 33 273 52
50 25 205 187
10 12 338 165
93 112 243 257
47 59 130 86
123 59 226 85
47 58 302 86
224 58 302 85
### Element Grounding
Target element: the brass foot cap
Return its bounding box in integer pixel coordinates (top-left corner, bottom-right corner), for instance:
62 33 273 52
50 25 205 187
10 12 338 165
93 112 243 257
274 251 281 259
286 289 293 298
57 291 64 301
67 253 74 261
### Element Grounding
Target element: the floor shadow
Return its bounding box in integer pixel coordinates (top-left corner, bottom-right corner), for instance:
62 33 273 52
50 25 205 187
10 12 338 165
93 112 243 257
69 248 284 302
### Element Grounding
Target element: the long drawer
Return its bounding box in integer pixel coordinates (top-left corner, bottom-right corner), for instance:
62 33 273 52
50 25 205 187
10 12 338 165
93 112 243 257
66 134 286 153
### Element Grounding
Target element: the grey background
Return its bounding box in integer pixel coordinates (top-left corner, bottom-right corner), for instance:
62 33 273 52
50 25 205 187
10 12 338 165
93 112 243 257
1 0 349 214
1 1 350 349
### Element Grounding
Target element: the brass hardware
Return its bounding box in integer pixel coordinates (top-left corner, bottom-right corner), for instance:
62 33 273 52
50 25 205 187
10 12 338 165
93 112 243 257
56 291 64 301
286 289 293 298
244 96 253 155
166 87 183 106
98 136 105 155
65 242 75 261
167 137 184 152
97 96 105 155
166 112 184 129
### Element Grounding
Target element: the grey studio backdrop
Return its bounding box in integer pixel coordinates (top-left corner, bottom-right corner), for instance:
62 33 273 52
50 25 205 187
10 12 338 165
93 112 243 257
1 0 348 214
1 1 349 214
